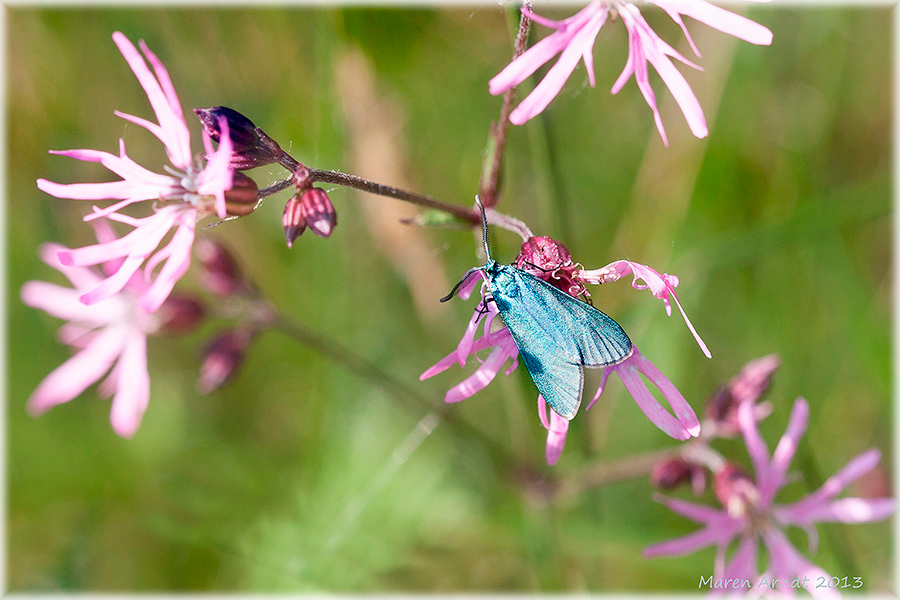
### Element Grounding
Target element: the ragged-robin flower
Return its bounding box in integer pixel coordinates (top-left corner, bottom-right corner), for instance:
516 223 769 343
644 397 895 592
37 32 236 314
421 235 708 463
490 0 772 145
20 222 201 437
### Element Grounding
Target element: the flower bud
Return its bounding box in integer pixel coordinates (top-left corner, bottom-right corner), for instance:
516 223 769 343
154 295 206 335
195 239 244 297
193 106 283 170
197 329 251 394
650 457 694 490
282 188 337 247
300 188 337 238
515 236 586 297
282 195 306 248
712 463 758 518
729 354 779 404
223 172 260 217
706 355 779 437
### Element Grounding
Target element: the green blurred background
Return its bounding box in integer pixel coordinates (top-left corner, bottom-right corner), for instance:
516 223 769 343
7 5 892 592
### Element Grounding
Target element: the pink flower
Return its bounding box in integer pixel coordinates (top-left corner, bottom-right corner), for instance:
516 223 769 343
645 397 894 592
539 395 570 466
37 32 234 314
580 259 711 358
490 1 772 144
422 237 704 462
21 240 157 438
490 2 609 125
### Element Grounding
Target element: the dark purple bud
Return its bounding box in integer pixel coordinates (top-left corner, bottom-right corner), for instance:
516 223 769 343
155 295 206 335
223 172 260 217
282 195 306 248
650 457 694 490
713 463 758 518
516 236 586 297
193 106 283 170
195 239 244 297
300 188 337 238
197 329 251 394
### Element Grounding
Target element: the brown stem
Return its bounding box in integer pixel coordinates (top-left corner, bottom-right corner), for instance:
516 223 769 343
554 447 680 501
258 159 479 224
308 169 478 224
479 1 533 209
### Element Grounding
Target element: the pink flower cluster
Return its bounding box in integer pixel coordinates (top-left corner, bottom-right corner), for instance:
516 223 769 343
646 397 894 591
490 0 773 145
38 32 234 314
28 32 235 436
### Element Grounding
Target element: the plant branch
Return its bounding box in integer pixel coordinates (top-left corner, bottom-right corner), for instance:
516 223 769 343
479 1 533 209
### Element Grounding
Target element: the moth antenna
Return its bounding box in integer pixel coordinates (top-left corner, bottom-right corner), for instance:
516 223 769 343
474 196 492 262
440 267 483 303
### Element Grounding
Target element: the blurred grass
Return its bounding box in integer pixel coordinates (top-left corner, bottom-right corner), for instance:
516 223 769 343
7 5 892 592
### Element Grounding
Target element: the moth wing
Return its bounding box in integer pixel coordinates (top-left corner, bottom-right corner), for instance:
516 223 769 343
517 346 584 420
498 269 633 367
493 267 633 420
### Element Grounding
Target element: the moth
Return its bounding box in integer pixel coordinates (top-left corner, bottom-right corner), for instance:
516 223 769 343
442 200 633 420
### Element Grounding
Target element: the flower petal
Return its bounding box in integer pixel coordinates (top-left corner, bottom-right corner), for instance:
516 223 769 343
27 325 128 415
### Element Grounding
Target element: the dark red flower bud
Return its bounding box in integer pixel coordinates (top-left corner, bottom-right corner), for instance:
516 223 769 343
282 188 337 247
155 295 206 335
193 106 283 170
195 239 244 297
650 457 694 490
713 463 758 517
223 172 260 217
515 236 586 297
300 188 337 238
197 329 252 394
282 195 306 248
517 236 573 272
706 355 779 437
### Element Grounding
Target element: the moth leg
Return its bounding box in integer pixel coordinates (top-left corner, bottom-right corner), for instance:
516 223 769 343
475 295 495 318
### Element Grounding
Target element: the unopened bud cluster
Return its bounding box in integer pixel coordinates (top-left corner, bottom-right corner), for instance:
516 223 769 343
193 107 339 248
282 167 337 247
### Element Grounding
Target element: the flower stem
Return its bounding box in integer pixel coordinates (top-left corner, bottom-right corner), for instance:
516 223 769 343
479 2 533 209
257 151 480 224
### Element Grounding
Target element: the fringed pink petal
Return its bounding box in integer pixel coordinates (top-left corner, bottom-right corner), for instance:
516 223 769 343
109 333 151 438
761 397 809 505
633 349 700 437
614 356 690 440
653 493 730 524
27 325 128 415
444 336 517 404
138 215 196 313
738 396 771 483
112 33 192 169
585 367 611 411
643 525 729 558
508 8 607 124
654 0 773 46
